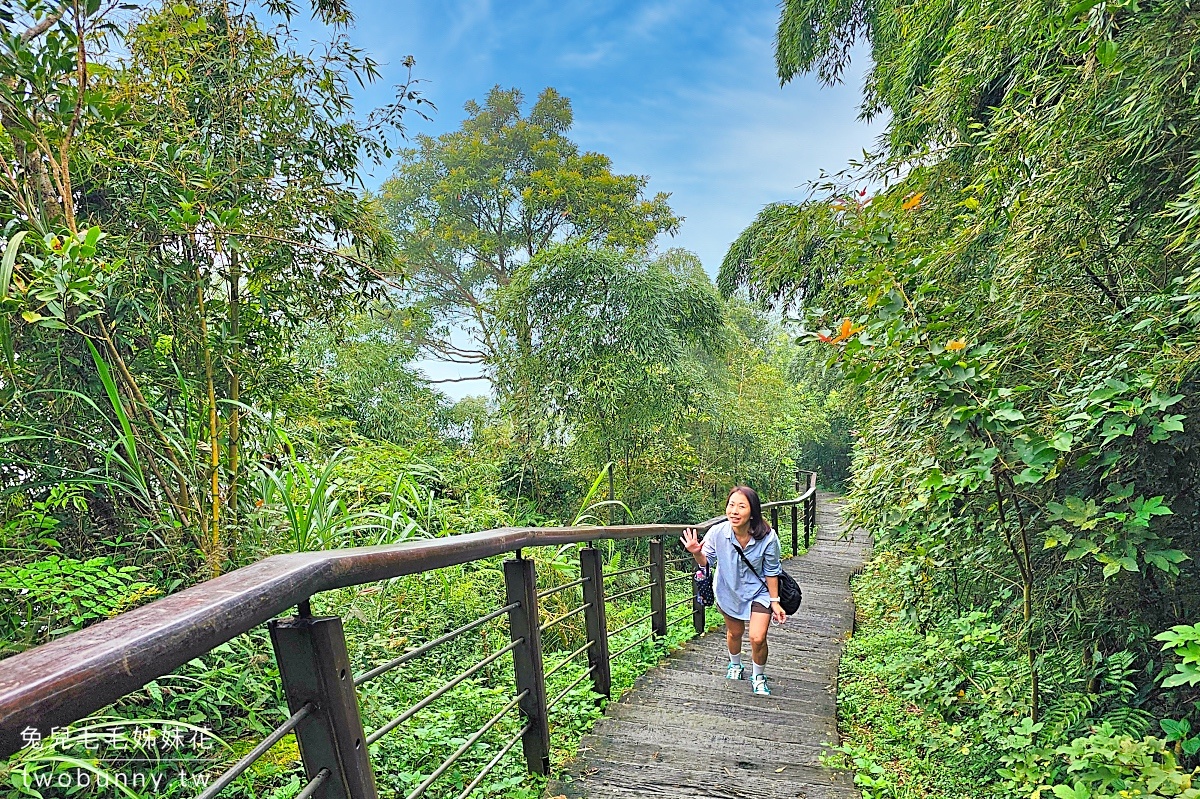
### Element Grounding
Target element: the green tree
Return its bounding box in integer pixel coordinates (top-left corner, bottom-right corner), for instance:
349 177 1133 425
380 86 680 375
291 310 450 452
724 0 1200 731
1 0 421 576
496 246 721 516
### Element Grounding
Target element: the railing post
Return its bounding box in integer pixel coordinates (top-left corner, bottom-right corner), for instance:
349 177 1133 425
268 615 378 799
791 504 798 556
503 557 551 775
649 538 667 638
770 507 779 542
692 550 706 635
804 488 815 549
579 546 611 700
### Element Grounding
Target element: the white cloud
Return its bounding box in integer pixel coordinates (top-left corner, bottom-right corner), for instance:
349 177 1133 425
443 0 495 50
627 0 687 38
559 43 616 68
297 0 884 396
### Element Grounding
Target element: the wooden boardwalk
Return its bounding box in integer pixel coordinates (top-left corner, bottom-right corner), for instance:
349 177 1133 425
548 493 871 799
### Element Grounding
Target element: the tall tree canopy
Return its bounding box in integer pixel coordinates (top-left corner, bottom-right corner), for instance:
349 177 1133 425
496 246 721 481
380 86 680 373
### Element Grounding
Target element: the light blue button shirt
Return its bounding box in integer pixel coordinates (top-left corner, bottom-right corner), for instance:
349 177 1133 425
701 520 782 621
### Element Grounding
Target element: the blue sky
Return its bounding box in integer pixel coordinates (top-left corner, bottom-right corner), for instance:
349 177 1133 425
292 0 881 393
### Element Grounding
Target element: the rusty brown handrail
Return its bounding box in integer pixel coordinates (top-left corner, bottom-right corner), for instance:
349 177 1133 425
0 471 819 776
0 519 720 758
760 484 816 512
761 468 818 512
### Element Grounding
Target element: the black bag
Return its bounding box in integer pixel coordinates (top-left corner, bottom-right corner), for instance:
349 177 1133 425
694 564 715 608
733 542 802 616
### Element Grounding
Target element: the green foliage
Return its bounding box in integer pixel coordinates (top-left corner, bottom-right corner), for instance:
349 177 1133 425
2 0 419 578
289 310 452 451
1156 626 1200 689
833 551 1200 799
0 555 159 650
380 85 679 374
496 245 724 504
726 0 1200 767
824 555 984 798
1000 722 1200 799
0 4 848 799
1161 719 1200 760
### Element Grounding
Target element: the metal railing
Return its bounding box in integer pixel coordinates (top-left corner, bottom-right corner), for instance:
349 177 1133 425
764 468 819 555
0 471 818 798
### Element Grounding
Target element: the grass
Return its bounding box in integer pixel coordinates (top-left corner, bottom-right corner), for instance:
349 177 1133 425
822 551 985 799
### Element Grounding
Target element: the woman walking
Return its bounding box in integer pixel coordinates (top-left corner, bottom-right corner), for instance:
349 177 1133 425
681 485 785 696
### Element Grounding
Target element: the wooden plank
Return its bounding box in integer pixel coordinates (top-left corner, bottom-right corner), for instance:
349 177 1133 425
574 725 835 766
600 700 835 743
550 756 861 799
548 493 871 799
615 672 838 713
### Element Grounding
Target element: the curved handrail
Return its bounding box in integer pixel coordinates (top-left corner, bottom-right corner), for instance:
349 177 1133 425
0 517 718 757
0 481 819 760
761 483 816 511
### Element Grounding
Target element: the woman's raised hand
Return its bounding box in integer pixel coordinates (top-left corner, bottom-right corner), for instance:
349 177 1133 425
680 527 702 554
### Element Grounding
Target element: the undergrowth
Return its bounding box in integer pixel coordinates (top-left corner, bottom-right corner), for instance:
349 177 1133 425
826 551 1200 799
0 549 707 799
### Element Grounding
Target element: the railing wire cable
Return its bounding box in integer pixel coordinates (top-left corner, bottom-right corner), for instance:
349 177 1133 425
545 666 596 713
538 603 591 634
668 611 694 627
366 638 523 745
195 703 314 799
294 768 330 799
404 691 528 799
542 640 595 680
606 582 652 602
604 563 649 579
454 723 530 799
356 602 520 687
665 573 692 585
608 609 654 639
537 576 589 599
665 596 692 612
611 630 656 660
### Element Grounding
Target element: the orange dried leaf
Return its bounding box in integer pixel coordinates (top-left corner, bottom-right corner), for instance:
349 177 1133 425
831 318 864 343
901 192 925 211
946 339 967 351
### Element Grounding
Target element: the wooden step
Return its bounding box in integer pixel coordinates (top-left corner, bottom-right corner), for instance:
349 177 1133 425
548 494 872 799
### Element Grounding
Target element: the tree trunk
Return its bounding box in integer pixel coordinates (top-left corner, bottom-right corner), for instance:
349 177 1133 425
607 442 615 525
994 475 1039 722
227 250 241 537
196 267 222 578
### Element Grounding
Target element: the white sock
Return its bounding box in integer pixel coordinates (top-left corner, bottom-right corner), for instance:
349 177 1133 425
752 662 765 677
728 652 742 666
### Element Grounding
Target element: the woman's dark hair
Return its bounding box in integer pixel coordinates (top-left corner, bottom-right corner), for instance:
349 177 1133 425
729 485 771 541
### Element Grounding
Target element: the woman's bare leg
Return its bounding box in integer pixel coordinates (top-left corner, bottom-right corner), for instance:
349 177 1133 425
722 611 746 656
748 611 771 666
